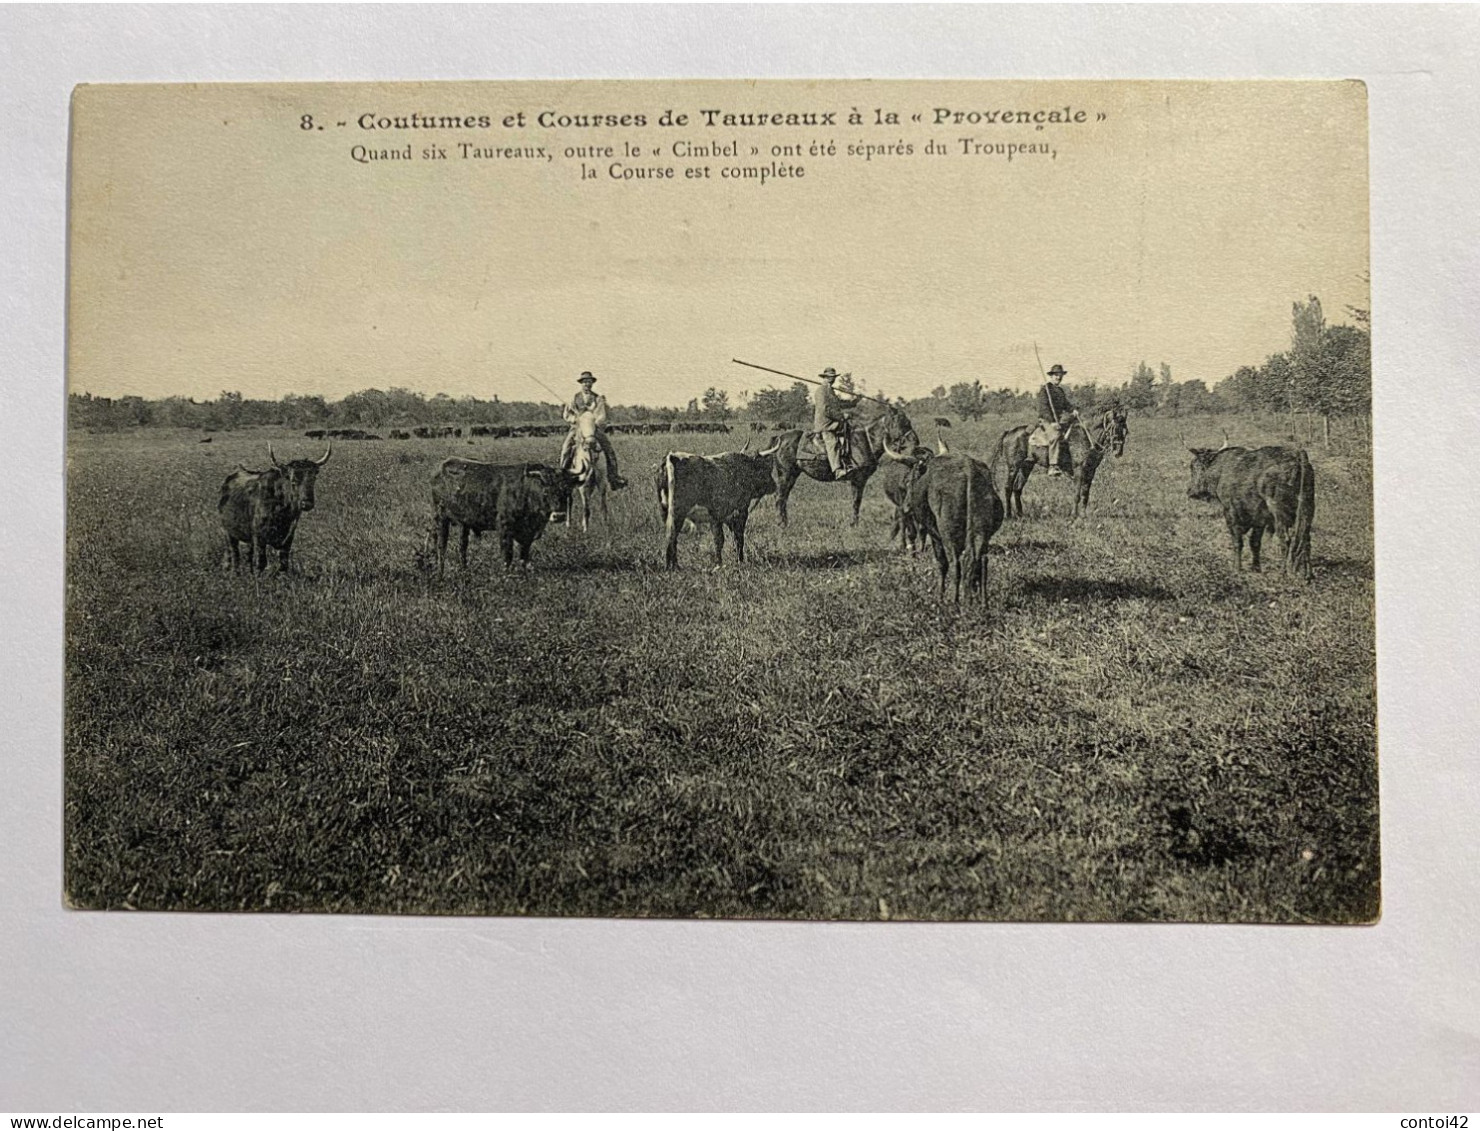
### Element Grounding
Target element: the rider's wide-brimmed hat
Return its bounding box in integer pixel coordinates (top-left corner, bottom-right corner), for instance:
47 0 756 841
819 367 840 379
577 372 597 384
1047 364 1067 377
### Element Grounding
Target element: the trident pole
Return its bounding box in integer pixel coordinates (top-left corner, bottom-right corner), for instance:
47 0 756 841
730 358 896 408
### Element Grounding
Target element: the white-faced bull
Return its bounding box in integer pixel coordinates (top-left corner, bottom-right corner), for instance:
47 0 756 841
219 443 331 572
902 451 1005 604
992 405 1128 519
1186 440 1314 580
431 458 582 575
657 443 780 568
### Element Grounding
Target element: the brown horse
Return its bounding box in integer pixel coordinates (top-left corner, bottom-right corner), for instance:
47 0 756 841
766 402 919 526
991 405 1128 519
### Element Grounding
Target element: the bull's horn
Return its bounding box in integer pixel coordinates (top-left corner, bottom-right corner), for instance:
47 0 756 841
268 444 283 469
741 435 752 453
1219 429 1230 450
757 441 781 457
314 442 333 467
937 437 950 454
882 442 911 462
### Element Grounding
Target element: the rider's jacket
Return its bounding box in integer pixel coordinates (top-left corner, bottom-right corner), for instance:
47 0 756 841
1037 382 1074 423
565 389 609 428
813 382 855 432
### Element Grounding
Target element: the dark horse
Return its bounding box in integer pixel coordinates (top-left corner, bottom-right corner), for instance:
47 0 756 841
991 405 1128 519
766 402 919 526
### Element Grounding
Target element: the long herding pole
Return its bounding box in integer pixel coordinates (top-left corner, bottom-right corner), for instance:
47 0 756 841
730 358 896 407
1032 341 1060 424
521 372 566 402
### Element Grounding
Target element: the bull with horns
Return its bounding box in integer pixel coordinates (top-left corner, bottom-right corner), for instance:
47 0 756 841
219 443 332 572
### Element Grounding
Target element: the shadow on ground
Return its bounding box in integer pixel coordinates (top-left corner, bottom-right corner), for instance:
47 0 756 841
1019 576 1176 603
761 549 899 570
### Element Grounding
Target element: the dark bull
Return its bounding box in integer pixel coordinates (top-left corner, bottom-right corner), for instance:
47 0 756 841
903 451 1005 604
1186 442 1315 580
431 458 582 575
220 443 331 572
878 441 942 553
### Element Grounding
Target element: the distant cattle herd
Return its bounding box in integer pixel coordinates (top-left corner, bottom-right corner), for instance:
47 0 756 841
305 421 743 443
220 408 1316 601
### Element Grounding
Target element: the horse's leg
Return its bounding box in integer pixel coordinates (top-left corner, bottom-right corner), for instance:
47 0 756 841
775 466 800 527
1012 460 1033 518
850 476 866 526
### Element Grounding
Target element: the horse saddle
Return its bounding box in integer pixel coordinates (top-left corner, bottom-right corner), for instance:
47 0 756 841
802 422 853 473
1030 422 1073 473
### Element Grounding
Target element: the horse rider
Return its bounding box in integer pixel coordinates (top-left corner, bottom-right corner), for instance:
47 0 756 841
813 367 861 479
1036 363 1078 476
559 371 628 489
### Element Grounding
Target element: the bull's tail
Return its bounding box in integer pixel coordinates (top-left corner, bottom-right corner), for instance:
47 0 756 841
1291 449 1315 580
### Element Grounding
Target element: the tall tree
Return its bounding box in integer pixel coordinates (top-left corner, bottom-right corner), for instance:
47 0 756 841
946 380 986 421
700 386 732 419
1124 362 1158 413
1157 362 1180 418
1290 294 1328 417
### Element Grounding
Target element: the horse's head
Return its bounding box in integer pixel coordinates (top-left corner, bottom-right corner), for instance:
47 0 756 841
877 403 919 450
573 410 600 443
1100 405 1129 457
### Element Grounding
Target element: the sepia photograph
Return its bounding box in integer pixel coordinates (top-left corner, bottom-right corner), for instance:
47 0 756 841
65 78 1375 923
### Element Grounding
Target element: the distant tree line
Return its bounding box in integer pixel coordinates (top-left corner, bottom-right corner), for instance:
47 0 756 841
67 385 746 432
70 295 1369 435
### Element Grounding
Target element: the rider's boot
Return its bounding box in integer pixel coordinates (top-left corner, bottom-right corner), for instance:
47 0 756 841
1047 441 1065 476
606 453 628 490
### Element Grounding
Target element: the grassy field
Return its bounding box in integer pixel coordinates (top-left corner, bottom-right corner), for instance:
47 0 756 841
64 414 1378 921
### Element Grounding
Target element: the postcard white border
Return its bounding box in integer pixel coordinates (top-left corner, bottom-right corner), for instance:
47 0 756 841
4 4 1477 1111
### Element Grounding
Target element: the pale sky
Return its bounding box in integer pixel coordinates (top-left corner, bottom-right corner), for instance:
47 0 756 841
69 80 1369 405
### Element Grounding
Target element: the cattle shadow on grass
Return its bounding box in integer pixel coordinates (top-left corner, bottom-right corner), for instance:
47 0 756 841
762 549 898 571
1312 555 1374 582
1018 576 1176 604
561 553 650 574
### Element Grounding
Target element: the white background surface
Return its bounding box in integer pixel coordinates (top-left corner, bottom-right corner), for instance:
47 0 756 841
3 5 1477 1112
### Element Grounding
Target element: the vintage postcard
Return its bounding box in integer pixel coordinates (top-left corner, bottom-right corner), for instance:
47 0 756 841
66 80 1374 921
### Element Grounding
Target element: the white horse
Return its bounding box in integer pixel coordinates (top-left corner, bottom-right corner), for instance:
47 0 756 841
567 410 609 532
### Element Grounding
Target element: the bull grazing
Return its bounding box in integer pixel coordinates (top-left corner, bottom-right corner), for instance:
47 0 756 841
220 444 331 572
658 445 779 568
1186 443 1314 579
905 453 1005 603
431 458 582 575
